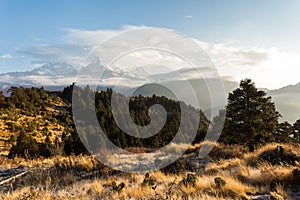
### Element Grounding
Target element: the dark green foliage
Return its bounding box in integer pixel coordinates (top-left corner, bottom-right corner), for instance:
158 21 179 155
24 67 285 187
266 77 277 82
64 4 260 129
293 119 300 142
60 83 75 103
161 158 185 174
8 131 65 158
220 79 280 147
0 91 4 106
141 173 156 187
179 173 197 187
275 121 294 143
8 131 39 158
6 81 294 160
71 84 209 151
62 129 89 156
39 135 64 157
111 181 126 193
205 109 226 142
4 84 207 157
214 177 226 188
1 86 80 158
6 86 50 114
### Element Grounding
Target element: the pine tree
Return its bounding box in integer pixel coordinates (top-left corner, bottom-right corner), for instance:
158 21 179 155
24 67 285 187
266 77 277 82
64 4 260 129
220 79 280 148
8 131 39 158
276 121 293 142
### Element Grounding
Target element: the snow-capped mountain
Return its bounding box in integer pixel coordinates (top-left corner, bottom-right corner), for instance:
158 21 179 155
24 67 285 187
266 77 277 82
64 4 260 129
30 63 78 76
1 61 300 123
0 59 149 88
5 62 78 77
127 66 150 79
78 57 109 77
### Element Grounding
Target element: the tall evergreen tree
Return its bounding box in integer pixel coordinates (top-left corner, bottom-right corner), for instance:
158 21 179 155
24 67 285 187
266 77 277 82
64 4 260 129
220 79 280 148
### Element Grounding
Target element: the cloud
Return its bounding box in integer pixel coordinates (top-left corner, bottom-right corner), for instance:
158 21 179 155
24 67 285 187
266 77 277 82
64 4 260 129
185 15 193 19
14 26 300 89
63 25 148 46
18 26 148 68
207 43 269 66
18 43 88 68
246 48 300 89
204 42 300 89
0 74 76 86
57 26 216 76
1 54 12 59
236 50 269 66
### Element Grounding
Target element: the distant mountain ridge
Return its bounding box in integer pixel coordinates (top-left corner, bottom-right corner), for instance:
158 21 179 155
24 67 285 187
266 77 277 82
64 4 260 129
0 62 299 123
267 83 300 123
4 62 78 77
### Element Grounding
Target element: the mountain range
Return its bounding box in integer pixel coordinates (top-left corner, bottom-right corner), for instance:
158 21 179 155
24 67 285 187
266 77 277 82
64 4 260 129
0 61 299 123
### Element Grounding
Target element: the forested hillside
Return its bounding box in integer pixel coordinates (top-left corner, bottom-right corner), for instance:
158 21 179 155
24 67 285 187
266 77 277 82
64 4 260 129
0 84 209 158
0 80 300 200
1 79 299 159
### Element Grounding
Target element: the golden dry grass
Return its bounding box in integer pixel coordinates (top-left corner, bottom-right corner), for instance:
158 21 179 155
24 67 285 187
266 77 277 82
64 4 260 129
244 143 300 164
0 104 66 150
0 142 299 199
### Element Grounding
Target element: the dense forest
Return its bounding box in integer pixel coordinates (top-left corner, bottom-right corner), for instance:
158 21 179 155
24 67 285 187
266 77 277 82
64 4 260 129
0 83 209 158
0 79 299 159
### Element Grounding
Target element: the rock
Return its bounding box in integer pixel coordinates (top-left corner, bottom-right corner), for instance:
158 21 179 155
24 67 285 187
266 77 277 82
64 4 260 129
0 166 28 186
250 194 272 200
250 192 285 200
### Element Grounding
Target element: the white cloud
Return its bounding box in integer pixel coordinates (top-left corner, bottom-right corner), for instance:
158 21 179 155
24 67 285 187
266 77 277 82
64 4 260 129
205 42 269 66
63 25 148 46
62 26 215 77
17 26 300 89
201 42 300 89
246 49 300 89
185 15 193 19
1 54 12 59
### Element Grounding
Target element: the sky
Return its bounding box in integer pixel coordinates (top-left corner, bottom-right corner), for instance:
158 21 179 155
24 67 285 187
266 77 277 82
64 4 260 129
1 0 300 89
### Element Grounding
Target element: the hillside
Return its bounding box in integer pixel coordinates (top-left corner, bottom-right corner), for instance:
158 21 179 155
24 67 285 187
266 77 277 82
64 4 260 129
0 85 210 158
0 84 299 199
0 142 299 199
268 83 300 123
0 87 70 156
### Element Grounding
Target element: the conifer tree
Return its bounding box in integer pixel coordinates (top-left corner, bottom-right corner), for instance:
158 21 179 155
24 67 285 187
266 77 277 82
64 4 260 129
221 79 280 147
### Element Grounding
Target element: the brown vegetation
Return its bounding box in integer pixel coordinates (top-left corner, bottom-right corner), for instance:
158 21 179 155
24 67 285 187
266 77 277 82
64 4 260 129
0 142 299 200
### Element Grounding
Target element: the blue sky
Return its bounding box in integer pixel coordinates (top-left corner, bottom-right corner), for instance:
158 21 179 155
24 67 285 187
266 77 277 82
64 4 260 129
1 0 300 88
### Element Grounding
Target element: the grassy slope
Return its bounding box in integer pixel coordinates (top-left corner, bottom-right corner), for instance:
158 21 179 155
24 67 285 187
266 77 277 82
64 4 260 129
0 97 68 155
0 142 299 200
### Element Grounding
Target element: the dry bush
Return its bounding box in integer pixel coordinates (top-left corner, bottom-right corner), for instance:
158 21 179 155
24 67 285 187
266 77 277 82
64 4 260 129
124 146 153 153
205 158 244 174
245 143 300 166
187 141 247 160
208 143 248 160
218 173 256 199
